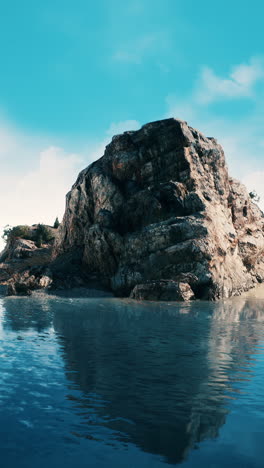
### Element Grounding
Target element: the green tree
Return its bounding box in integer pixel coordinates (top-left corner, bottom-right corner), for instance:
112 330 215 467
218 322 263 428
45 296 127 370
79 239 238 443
35 235 43 248
53 217 60 229
2 225 12 242
249 191 260 203
35 224 54 246
2 225 31 243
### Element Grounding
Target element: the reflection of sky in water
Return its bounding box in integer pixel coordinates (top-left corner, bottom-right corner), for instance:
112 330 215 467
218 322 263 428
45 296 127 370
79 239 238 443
0 294 263 467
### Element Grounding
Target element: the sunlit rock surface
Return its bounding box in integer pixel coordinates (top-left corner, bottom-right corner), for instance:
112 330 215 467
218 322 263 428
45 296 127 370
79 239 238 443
53 118 264 300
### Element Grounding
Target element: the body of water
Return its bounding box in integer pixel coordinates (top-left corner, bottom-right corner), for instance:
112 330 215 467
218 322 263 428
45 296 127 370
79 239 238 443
0 290 264 467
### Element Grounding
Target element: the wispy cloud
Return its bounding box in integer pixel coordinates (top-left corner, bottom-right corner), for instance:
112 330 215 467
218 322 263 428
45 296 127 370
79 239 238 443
196 58 264 104
177 57 264 107
112 34 162 64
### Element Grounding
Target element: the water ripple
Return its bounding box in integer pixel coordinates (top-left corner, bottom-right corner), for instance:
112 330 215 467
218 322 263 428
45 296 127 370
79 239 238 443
0 294 263 467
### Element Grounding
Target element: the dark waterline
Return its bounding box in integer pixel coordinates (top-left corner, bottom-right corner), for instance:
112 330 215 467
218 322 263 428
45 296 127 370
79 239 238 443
0 293 264 467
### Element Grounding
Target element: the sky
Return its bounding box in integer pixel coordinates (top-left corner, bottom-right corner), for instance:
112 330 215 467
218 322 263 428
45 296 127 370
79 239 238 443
0 0 264 250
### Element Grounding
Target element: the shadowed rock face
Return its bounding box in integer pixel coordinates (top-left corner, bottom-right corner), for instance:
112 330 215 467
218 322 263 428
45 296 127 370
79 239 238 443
54 118 264 300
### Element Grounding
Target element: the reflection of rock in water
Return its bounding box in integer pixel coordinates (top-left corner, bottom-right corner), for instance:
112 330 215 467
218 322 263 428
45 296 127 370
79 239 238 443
3 295 264 464
208 297 264 368
2 295 53 333
51 297 264 464
206 298 264 397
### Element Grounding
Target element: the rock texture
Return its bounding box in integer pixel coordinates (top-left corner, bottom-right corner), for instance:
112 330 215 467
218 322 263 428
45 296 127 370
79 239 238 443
130 280 195 301
53 118 264 300
0 225 56 296
2 119 262 300
5 268 53 296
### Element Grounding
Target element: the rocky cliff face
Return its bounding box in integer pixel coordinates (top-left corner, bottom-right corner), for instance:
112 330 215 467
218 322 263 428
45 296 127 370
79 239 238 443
53 118 264 300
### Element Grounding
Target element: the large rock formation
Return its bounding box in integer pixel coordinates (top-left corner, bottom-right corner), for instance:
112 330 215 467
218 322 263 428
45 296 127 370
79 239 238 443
53 118 264 300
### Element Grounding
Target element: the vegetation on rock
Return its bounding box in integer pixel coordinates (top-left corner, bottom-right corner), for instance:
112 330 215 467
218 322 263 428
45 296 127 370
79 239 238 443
249 191 260 203
35 224 54 247
2 223 55 247
2 225 31 242
53 217 60 229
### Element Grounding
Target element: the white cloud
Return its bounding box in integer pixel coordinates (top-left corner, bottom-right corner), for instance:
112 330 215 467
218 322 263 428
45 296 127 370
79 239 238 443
231 60 264 87
0 120 50 173
195 58 264 104
14 146 83 218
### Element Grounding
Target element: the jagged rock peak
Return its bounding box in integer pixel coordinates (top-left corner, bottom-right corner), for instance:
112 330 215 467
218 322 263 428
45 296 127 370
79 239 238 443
53 118 264 300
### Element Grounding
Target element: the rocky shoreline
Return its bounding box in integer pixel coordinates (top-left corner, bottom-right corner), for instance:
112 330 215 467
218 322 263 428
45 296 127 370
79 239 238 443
1 118 264 300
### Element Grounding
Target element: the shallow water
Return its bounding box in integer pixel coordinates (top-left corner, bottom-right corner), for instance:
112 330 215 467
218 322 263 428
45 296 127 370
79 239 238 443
0 291 264 467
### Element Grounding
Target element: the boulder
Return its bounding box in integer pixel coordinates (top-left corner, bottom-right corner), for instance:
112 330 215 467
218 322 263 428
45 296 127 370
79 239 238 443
50 118 264 300
130 280 195 301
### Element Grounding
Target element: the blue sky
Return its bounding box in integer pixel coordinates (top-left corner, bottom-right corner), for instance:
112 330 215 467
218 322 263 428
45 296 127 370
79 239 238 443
0 0 264 248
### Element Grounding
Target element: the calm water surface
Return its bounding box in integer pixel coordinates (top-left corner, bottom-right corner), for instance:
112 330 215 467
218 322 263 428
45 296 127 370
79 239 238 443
0 291 264 467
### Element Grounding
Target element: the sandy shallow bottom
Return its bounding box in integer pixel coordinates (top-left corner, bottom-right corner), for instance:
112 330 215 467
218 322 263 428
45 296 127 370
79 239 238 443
241 283 264 299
